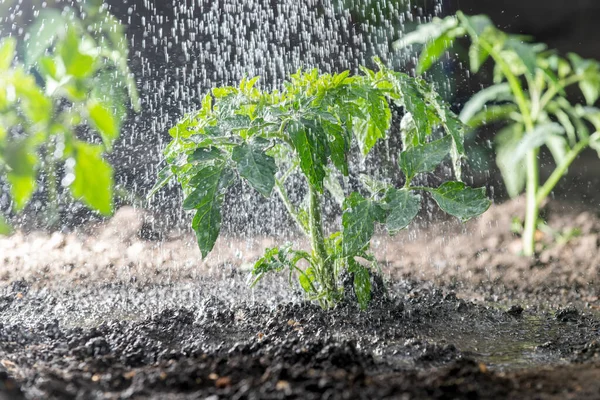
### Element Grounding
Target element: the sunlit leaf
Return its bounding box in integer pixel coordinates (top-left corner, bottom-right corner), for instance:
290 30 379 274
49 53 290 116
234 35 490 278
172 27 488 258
146 165 174 200
288 120 328 192
0 215 11 236
71 142 113 215
87 100 118 150
417 32 453 75
459 83 512 124
4 139 38 211
0 37 16 70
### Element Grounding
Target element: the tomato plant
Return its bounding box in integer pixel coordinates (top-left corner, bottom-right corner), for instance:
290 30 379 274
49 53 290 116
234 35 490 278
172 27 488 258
0 3 139 230
396 12 600 256
152 59 490 308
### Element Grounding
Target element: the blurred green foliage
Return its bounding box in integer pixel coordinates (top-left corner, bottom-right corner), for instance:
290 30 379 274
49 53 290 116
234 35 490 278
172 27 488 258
396 12 600 256
0 2 139 232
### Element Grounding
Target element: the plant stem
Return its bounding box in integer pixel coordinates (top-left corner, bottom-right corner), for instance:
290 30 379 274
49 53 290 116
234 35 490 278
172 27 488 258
45 138 60 228
307 185 336 304
275 178 309 237
536 136 591 206
522 149 539 256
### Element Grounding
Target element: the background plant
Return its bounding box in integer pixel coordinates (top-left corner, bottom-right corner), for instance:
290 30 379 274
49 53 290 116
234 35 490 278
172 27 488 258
395 11 600 256
152 60 490 309
0 3 139 230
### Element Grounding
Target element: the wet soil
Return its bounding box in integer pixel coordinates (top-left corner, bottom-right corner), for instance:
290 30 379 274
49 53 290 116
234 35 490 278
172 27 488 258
2 200 600 399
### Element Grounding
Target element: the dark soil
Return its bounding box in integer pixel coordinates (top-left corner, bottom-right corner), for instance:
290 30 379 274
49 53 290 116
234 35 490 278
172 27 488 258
3 200 600 399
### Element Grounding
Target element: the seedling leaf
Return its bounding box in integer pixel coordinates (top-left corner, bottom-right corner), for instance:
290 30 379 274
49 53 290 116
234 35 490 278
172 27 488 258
232 143 277 197
431 181 491 222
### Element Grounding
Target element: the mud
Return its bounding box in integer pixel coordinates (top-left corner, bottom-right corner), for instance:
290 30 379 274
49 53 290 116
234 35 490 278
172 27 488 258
2 199 600 399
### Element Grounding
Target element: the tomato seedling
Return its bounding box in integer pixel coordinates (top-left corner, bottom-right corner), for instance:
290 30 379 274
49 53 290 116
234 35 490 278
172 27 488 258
152 59 490 308
396 12 600 256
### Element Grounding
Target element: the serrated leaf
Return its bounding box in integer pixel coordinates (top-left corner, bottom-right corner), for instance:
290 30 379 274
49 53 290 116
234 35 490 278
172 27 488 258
398 135 452 180
232 143 276 197
354 91 391 155
342 192 386 257
459 83 512 124
288 120 328 192
185 164 233 258
397 77 429 142
348 258 371 310
382 188 421 234
71 142 113 215
322 119 349 175
431 181 491 222
495 124 526 198
182 163 228 210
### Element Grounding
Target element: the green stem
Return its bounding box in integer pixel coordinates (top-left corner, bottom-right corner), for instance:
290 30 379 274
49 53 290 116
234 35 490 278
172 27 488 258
307 185 336 304
522 149 539 256
45 138 60 228
536 136 592 206
465 22 539 256
275 178 309 237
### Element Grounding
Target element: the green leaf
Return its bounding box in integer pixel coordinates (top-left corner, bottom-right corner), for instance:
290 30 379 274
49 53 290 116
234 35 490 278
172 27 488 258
393 16 458 49
417 32 452 75
0 38 16 70
458 13 494 39
24 9 66 65
398 135 452 181
458 83 512 124
469 42 489 73
288 120 328 192
298 267 316 293
382 188 421 234
71 142 114 215
397 77 429 142
185 164 234 258
353 91 391 155
342 192 386 257
59 27 95 78
504 37 538 77
147 165 174 199
513 123 565 162
348 258 371 310
188 147 222 163
182 163 228 210
0 215 11 236
88 100 118 150
322 119 349 175
4 139 38 211
232 143 276 197
431 181 491 222
568 53 600 105
495 124 526 198
191 197 223 259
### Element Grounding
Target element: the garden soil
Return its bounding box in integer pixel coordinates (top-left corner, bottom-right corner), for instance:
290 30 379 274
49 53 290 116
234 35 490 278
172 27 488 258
2 198 600 399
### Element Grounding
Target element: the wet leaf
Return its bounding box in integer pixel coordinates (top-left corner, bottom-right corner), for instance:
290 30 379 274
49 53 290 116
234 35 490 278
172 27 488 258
398 135 452 181
348 258 371 310
24 9 66 65
4 139 38 211
382 188 421 234
232 143 276 197
0 38 16 70
71 142 113 215
459 83 512 124
146 165 174 200
88 101 118 150
0 215 11 236
342 192 386 257
288 120 328 192
495 124 526 198
417 32 453 75
431 181 491 222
